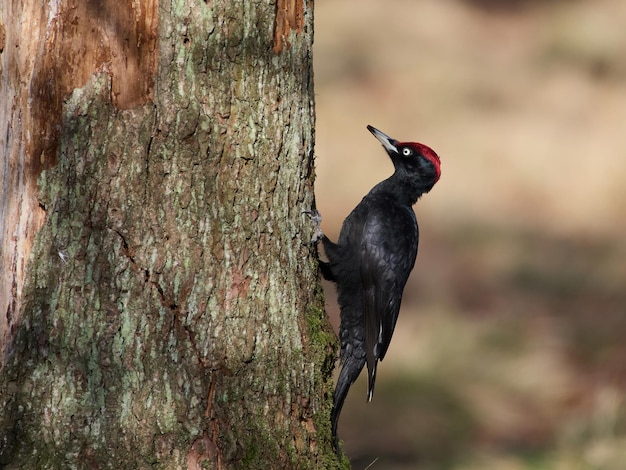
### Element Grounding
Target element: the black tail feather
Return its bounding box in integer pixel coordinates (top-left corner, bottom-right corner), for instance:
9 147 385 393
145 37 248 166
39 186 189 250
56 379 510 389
331 355 366 454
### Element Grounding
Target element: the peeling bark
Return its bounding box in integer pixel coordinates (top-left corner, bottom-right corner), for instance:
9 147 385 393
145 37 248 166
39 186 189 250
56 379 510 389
0 1 341 468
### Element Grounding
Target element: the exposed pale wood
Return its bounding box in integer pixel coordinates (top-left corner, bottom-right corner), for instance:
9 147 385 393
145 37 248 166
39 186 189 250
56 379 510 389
1 0 158 363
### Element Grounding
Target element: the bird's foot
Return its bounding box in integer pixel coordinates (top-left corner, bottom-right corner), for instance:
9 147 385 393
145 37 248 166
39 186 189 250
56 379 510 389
303 209 324 245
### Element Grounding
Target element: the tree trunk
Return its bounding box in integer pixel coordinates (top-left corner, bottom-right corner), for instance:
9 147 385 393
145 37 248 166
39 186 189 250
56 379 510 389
0 1 341 468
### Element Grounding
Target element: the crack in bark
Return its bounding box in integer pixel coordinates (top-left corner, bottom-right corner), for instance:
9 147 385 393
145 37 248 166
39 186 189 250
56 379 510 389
113 229 137 265
201 374 223 470
110 229 207 370
144 107 158 204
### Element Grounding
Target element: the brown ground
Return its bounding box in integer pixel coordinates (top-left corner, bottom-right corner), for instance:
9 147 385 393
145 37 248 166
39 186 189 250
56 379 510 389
314 0 626 468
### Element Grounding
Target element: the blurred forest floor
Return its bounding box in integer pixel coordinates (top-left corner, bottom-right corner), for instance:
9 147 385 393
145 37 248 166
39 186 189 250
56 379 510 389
313 0 626 468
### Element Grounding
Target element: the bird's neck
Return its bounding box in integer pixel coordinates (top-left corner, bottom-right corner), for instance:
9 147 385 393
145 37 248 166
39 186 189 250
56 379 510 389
374 174 424 206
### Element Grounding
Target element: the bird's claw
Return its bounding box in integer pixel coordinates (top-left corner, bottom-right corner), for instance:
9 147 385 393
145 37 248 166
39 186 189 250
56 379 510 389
303 209 324 245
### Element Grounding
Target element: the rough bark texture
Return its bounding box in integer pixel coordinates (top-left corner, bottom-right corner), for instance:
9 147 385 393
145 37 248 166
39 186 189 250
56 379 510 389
0 0 341 468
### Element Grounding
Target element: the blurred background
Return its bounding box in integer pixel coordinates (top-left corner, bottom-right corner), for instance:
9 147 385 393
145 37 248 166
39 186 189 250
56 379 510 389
313 0 626 468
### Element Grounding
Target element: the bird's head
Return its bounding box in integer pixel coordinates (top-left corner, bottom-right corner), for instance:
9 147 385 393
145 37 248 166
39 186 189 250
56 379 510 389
367 125 441 193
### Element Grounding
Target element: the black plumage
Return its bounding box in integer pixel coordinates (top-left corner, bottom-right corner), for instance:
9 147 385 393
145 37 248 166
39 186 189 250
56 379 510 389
313 125 441 452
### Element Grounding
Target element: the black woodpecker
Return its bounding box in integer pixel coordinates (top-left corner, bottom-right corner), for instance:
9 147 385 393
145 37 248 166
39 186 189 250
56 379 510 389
310 125 441 453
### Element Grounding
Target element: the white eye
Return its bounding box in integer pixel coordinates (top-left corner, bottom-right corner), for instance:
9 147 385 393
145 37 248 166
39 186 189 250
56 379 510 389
402 148 412 156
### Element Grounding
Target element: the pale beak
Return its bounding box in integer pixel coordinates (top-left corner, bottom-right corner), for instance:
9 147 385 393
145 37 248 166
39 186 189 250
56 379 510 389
367 125 398 154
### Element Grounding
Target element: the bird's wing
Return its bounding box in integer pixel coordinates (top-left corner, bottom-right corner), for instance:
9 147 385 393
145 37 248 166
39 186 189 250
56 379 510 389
360 205 418 400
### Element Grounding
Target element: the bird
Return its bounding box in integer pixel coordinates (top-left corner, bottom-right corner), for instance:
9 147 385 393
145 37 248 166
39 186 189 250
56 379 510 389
308 125 441 453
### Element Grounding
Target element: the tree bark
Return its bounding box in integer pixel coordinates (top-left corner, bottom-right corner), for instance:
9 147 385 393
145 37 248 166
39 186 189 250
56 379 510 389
0 1 341 468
